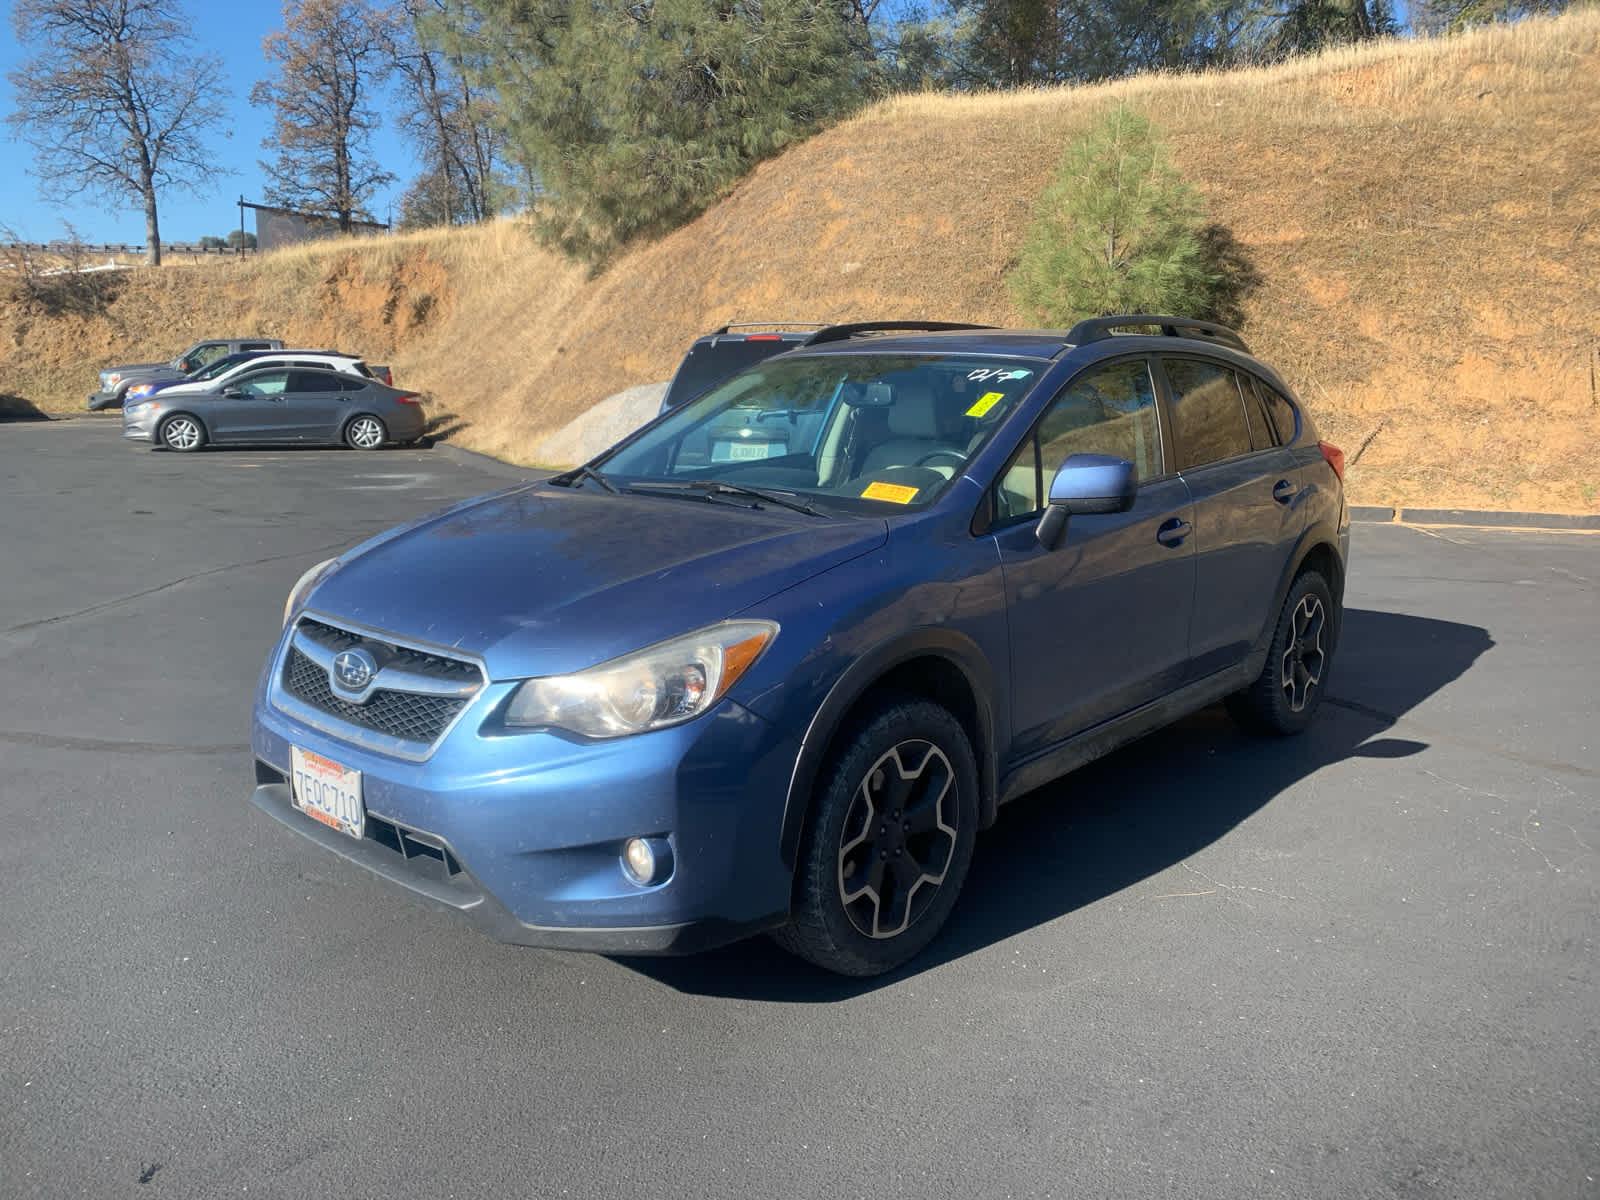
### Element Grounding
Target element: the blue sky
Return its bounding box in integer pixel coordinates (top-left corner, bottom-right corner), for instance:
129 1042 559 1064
0 0 419 246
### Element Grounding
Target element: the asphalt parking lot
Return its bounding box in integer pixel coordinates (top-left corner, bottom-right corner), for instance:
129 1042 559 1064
2 420 1595 1199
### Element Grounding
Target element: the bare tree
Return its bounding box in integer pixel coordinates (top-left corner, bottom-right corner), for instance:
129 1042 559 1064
5 0 230 267
251 0 400 234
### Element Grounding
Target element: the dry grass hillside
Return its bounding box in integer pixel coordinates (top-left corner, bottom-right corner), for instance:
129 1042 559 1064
3 10 1597 511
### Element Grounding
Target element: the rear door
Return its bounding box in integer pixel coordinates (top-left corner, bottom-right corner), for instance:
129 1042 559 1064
1157 356 1308 680
279 370 350 441
987 357 1197 759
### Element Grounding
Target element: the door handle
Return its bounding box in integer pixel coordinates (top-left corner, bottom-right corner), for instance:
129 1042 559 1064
1156 518 1192 547
1272 479 1296 504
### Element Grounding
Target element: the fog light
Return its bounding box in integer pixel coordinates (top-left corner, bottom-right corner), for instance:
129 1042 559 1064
621 836 673 886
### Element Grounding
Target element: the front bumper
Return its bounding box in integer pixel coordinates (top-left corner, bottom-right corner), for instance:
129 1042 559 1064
122 408 158 442
88 391 121 411
250 637 803 955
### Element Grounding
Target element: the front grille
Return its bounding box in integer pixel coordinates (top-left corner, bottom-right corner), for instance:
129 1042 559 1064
277 617 485 749
284 647 467 742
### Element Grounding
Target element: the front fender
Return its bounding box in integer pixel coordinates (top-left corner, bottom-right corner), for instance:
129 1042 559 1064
775 626 1002 870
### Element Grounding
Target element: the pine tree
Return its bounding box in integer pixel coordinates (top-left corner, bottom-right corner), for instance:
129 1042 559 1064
1009 105 1219 325
433 0 872 263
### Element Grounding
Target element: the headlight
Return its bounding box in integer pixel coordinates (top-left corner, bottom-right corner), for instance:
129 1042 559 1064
282 557 338 626
128 384 154 399
504 620 778 739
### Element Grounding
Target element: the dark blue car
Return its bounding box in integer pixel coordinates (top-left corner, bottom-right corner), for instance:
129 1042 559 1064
250 317 1349 976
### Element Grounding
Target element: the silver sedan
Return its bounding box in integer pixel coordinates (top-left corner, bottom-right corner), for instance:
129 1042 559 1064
123 365 427 452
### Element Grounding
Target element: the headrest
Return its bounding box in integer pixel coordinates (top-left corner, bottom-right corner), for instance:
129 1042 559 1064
888 381 939 437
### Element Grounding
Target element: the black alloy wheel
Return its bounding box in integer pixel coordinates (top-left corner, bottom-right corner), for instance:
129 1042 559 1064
775 696 978 976
1227 568 1335 736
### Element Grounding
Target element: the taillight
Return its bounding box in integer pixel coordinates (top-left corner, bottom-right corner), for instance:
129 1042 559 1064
394 393 421 404
1319 441 1346 482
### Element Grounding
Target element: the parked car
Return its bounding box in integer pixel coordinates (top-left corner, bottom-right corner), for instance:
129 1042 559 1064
250 315 1349 976
89 337 286 410
658 322 827 415
123 365 425 451
123 350 384 404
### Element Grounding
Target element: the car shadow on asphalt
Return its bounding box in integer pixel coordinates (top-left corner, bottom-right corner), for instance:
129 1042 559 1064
616 606 1494 1000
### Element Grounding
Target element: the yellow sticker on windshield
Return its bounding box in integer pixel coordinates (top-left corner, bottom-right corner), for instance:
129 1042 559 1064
966 391 1005 418
861 481 919 504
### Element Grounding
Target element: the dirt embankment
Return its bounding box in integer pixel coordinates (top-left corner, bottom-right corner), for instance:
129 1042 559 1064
3 10 1597 512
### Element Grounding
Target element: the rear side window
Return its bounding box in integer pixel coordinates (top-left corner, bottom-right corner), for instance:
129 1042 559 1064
240 342 274 352
992 359 1161 522
1163 358 1254 469
289 371 346 392
353 362 374 378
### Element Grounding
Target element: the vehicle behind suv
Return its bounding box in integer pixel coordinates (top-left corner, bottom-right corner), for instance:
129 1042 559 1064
90 338 286 410
124 350 380 404
658 323 827 415
251 314 1349 976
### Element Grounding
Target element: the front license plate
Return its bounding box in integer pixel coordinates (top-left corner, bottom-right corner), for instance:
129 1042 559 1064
290 746 365 840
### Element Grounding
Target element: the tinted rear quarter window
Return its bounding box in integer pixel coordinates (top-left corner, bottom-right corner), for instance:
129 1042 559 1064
1253 378 1301 445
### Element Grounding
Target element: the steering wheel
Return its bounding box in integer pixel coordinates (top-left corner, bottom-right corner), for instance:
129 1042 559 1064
914 450 968 473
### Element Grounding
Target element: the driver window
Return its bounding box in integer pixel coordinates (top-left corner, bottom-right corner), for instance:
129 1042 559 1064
189 344 226 370
993 359 1160 522
236 369 290 397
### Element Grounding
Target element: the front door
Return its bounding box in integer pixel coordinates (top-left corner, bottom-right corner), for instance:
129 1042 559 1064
209 368 292 442
987 358 1196 761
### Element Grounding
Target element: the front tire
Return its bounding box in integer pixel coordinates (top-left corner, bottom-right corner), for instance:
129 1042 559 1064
1227 569 1335 735
774 697 978 976
159 414 205 453
345 414 387 450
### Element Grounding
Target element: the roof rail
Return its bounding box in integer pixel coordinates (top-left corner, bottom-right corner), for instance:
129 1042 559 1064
1065 315 1250 354
710 322 829 335
803 321 997 346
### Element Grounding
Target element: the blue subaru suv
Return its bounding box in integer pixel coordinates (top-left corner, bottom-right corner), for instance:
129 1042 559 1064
251 316 1349 976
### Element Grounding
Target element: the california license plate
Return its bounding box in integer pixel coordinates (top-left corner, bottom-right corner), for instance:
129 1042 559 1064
290 746 364 839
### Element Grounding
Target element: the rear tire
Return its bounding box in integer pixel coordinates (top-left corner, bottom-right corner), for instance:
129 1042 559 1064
159 414 205 453
1226 569 1334 736
345 414 387 450
773 697 978 976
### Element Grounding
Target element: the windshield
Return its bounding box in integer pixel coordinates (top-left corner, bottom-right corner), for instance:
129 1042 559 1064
597 353 1047 512
193 355 249 381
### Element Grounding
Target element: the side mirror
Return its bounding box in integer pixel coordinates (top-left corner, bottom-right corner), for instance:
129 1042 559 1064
177 359 191 373
222 386 243 398
1035 454 1138 550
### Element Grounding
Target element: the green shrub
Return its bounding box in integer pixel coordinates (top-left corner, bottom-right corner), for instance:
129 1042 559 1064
1009 105 1219 326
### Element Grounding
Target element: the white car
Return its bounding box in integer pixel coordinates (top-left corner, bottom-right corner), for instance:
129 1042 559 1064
125 351 384 403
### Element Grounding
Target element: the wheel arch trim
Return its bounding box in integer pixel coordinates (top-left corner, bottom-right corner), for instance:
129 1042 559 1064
778 628 1001 870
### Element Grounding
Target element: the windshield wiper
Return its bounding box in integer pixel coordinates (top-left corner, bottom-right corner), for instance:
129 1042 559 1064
626 479 823 516
549 464 617 493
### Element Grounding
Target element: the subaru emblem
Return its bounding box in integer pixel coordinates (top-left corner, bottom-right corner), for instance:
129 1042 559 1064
332 647 378 693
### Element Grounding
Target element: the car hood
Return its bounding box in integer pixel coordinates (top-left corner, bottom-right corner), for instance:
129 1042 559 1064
305 482 887 679
107 363 182 384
